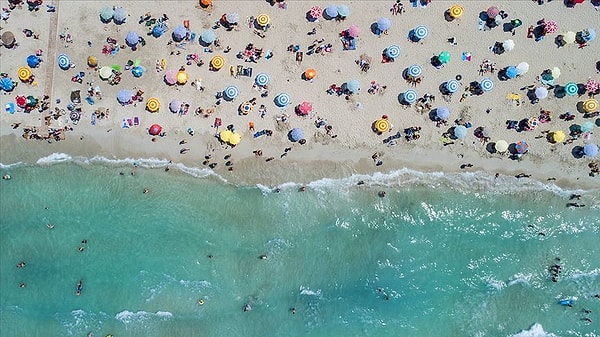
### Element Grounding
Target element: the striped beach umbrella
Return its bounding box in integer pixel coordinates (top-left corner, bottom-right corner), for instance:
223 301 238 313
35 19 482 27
402 90 418 104
309 6 322 20
385 44 401 59
275 92 291 107
583 99 599 112
255 73 269 87
374 118 390 133
564 82 578 96
585 79 600 93
449 5 464 18
445 80 459 93
407 64 423 78
544 20 558 34
210 55 225 70
17 66 32 82
413 25 429 40
224 85 239 100
256 13 270 27
57 54 71 70
146 97 160 112
480 78 494 92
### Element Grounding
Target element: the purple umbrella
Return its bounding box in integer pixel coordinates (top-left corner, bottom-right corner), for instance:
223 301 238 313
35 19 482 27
125 31 139 47
169 99 182 113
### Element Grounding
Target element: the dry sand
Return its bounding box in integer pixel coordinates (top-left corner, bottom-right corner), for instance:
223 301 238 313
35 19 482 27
1 0 599 188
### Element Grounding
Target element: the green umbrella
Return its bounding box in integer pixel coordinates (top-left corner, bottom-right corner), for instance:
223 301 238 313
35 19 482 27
438 51 450 64
581 121 594 133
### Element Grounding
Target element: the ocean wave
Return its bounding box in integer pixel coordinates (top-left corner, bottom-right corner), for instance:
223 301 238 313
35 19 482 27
507 323 557 337
115 310 173 325
299 285 322 298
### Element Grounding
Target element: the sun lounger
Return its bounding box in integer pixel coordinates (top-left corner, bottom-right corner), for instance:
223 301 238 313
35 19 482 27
133 117 139 125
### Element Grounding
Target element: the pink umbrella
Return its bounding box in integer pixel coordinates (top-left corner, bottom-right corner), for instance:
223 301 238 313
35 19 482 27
309 6 322 20
486 6 499 19
544 20 558 34
586 79 600 93
164 70 177 85
297 101 313 116
347 24 361 38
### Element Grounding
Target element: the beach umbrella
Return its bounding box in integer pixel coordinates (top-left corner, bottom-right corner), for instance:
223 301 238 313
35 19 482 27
438 51 450 64
117 90 132 104
564 82 578 96
563 31 576 44
377 17 391 32
225 12 239 24
288 128 304 142
347 24 361 38
583 99 599 112
200 29 217 44
445 80 459 93
454 125 467 139
480 78 494 92
255 73 270 86
324 5 338 19
26 54 40 68
169 99 182 113
413 25 429 40
57 54 71 70
164 70 177 85
506 66 518 79
1 31 15 48
551 130 566 143
581 121 594 133
224 85 239 100
337 5 350 18
152 23 167 38
149 124 162 136
528 117 539 129
304 68 316 80
125 31 139 47
436 106 450 120
210 55 225 70
515 141 529 154
516 62 529 75
535 87 549 100
585 79 599 93
146 97 160 112
407 64 423 78
346 79 361 93
402 90 418 104
16 96 27 108
309 6 322 20
449 5 464 18
100 6 114 22
132 66 143 77
584 143 599 157
297 101 313 116
229 132 242 146
495 140 509 153
177 71 188 85
172 25 188 42
0 77 15 91
486 6 500 19
503 39 515 51
275 92 291 107
113 7 127 24
17 66 32 82
374 118 390 133
255 13 270 27
385 44 401 59
219 130 233 143
239 101 253 115
99 66 112 80
200 0 212 7
580 28 596 42
551 67 561 80
544 20 558 34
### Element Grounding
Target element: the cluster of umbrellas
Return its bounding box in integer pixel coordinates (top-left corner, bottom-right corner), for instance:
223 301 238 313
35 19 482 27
164 69 189 85
99 6 127 24
313 4 349 21
219 129 242 146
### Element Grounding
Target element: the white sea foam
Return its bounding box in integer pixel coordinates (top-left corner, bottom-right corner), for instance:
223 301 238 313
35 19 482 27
299 285 322 298
508 273 533 287
36 152 72 164
0 161 23 169
115 310 173 325
507 323 557 337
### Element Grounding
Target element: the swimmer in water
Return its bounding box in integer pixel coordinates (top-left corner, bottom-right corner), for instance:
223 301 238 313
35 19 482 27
46 223 54 229
259 254 267 260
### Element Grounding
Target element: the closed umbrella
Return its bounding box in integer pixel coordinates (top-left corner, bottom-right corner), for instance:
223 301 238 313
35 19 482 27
289 128 305 142
275 93 291 107
337 5 350 18
535 87 548 100
125 31 139 47
113 7 127 24
495 140 509 153
564 82 578 96
347 24 361 38
324 5 338 19
169 100 182 113
445 80 459 93
100 6 114 22
516 62 529 75
149 124 162 136
26 54 40 68
402 90 417 104
583 143 599 157
581 121 594 133
172 25 188 42
454 125 467 139
117 90 132 104
505 66 518 79
436 106 450 120
346 79 360 93
376 17 391 32
502 39 515 51
200 29 216 44
164 70 177 85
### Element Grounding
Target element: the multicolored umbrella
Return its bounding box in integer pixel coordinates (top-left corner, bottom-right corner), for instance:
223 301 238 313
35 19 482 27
57 54 71 70
445 80 459 93
564 82 578 96
224 85 239 100
585 79 599 93
239 101 253 115
480 78 494 92
515 141 529 154
297 101 313 116
402 90 417 104
544 20 558 34
436 106 450 120
275 92 291 107
309 6 322 20
149 124 162 136
385 44 400 59
528 117 539 129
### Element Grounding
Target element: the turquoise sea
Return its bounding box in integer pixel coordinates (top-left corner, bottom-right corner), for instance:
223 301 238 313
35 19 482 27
1 155 599 337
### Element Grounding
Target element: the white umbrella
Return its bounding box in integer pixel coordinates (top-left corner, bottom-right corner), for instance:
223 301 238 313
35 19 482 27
503 39 515 51
516 62 529 75
535 87 548 100
551 67 561 79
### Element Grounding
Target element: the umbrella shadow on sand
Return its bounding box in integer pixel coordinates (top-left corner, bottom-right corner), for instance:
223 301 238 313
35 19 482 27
370 23 382 35
497 68 510 81
486 142 498 154
554 86 567 99
572 146 585 159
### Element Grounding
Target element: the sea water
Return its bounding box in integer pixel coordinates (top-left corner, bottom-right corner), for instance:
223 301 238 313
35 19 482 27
1 156 599 337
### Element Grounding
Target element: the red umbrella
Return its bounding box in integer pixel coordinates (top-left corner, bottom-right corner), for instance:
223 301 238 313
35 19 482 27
149 124 162 136
544 20 558 34
486 6 499 19
297 101 313 116
347 24 361 38
16 95 27 107
309 6 322 19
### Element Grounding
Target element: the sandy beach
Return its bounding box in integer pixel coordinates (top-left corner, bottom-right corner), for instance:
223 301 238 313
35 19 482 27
1 0 599 188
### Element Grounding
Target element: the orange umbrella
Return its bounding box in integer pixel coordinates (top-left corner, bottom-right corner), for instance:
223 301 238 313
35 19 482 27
304 68 316 80
200 0 212 7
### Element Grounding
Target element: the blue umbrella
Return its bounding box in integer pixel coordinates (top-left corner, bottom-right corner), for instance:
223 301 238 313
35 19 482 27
117 89 132 104
0 77 15 91
515 141 529 154
125 31 139 47
346 79 360 93
581 28 596 42
583 143 598 157
225 12 239 24
564 82 578 96
581 121 594 133
337 5 350 17
27 54 40 68
275 93 291 107
132 66 143 77
255 73 269 86
445 80 459 93
57 54 71 70
324 5 338 19
224 85 239 100
505 66 518 79
152 23 167 38
402 90 417 104
113 7 127 24
172 25 188 42
200 29 216 44
436 106 450 120
289 128 305 142
454 125 468 139
480 78 494 92
413 25 429 40
407 64 423 78
377 17 391 32
385 44 400 59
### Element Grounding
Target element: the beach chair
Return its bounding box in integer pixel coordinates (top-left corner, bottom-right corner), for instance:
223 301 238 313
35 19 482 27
236 65 244 77
242 67 253 77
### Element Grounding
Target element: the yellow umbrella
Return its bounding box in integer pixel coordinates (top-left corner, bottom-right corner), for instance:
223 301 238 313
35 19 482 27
583 99 599 113
374 118 390 133
17 66 32 82
495 140 509 153
146 97 160 112
449 5 464 18
551 130 566 143
256 13 270 27
229 132 242 145
219 129 233 143
99 66 113 80
563 31 576 44
177 70 188 84
210 55 225 70
87 56 98 67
